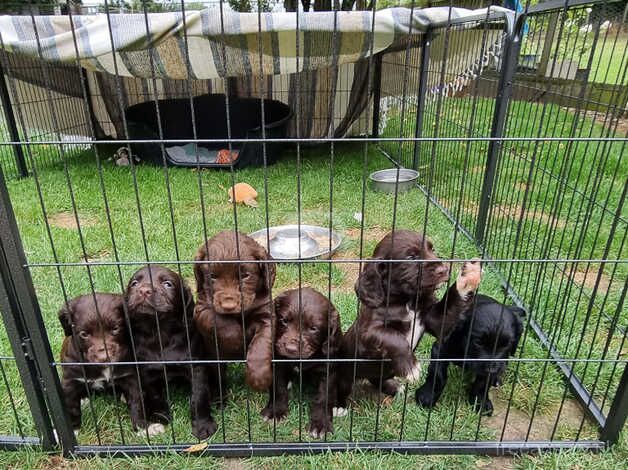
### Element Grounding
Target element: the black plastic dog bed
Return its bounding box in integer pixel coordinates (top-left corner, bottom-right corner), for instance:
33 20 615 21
124 94 292 168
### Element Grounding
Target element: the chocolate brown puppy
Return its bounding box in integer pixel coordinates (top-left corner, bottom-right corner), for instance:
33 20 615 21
59 293 144 433
125 265 215 439
261 288 343 438
336 230 481 413
193 231 276 433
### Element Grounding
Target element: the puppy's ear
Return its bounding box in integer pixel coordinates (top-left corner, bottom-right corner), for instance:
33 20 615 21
194 243 209 296
251 239 276 289
181 278 195 316
355 260 385 308
508 306 526 356
58 298 77 336
321 306 342 357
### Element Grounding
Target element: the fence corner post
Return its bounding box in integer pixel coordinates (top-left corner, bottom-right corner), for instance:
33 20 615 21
412 29 432 171
0 169 76 453
600 363 628 445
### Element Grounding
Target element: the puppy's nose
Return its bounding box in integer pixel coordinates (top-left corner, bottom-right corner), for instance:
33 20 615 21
92 346 110 363
284 342 300 356
139 286 152 297
220 297 239 312
435 264 449 276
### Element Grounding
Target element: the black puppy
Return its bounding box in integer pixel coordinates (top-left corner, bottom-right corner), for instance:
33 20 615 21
125 265 215 439
415 295 525 416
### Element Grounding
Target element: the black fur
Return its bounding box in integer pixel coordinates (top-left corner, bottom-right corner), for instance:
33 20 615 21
415 295 525 416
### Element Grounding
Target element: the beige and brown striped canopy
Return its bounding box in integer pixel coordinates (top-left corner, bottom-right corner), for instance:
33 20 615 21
0 7 513 140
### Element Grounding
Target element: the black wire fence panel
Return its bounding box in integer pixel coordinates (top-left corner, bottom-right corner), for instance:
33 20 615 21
0 0 626 457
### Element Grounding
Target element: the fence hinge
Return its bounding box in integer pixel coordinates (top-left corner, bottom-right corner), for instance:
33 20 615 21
21 337 35 360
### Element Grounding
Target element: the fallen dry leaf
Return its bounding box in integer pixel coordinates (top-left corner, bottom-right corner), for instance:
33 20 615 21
184 441 208 453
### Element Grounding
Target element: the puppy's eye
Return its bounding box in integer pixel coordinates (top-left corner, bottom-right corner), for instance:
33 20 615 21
111 327 121 336
240 272 251 280
162 280 173 289
309 326 318 333
209 273 217 281
78 331 89 339
405 255 415 260
278 317 287 325
130 280 139 287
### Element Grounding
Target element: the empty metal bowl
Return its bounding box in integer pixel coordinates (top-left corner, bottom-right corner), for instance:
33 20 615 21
369 168 418 193
249 225 342 260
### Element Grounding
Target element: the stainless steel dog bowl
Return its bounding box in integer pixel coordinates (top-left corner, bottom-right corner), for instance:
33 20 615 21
249 225 342 260
369 168 418 193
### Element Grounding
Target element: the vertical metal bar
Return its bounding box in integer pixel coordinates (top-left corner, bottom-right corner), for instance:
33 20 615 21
371 54 383 138
0 63 28 178
0 169 75 452
0 246 51 447
411 29 432 171
601 363 628 444
475 27 522 246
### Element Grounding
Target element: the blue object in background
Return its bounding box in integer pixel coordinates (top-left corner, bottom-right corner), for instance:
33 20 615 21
504 0 529 35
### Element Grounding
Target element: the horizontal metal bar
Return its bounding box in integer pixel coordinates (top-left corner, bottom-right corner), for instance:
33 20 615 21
24 258 627 268
1 137 626 146
71 440 607 457
0 435 40 450
52 357 628 367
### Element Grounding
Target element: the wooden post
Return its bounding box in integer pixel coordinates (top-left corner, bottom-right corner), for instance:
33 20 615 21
537 12 559 78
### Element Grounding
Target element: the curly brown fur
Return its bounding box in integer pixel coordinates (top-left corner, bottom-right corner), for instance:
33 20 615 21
193 231 276 435
261 288 342 438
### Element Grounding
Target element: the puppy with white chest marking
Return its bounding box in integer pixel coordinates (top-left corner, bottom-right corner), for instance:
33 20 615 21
337 230 481 412
59 293 145 433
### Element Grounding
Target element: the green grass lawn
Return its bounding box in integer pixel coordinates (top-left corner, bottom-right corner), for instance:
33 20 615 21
0 92 624 466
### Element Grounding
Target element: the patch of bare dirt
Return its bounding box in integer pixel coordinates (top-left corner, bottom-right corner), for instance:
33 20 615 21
570 268 611 293
223 459 247 470
493 204 567 230
566 108 628 136
475 457 516 470
483 397 589 441
336 262 361 293
38 456 78 470
48 211 97 230
82 249 111 263
344 226 389 243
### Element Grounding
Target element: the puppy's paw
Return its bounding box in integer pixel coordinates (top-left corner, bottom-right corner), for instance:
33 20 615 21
415 385 437 408
137 422 166 437
308 420 333 439
456 259 482 298
471 396 494 416
392 353 416 379
245 361 272 392
192 418 218 440
80 397 90 408
332 407 348 417
404 362 422 384
261 405 288 423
